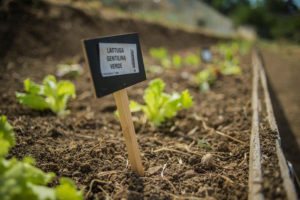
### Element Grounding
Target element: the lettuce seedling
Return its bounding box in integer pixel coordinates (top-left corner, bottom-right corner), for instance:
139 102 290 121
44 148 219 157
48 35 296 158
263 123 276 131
56 63 83 78
16 75 76 116
240 41 252 55
0 115 83 200
198 139 211 150
172 54 182 68
149 47 173 69
161 58 172 69
217 40 252 58
184 53 201 66
217 42 239 56
55 178 83 200
0 115 15 157
194 41 244 92
195 63 241 92
223 48 240 65
149 47 168 61
215 42 242 76
220 61 242 75
195 66 218 92
129 78 193 126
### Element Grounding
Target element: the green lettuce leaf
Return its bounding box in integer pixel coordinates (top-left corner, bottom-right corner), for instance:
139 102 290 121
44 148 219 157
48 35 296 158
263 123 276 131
0 116 15 157
184 54 201 66
24 78 44 95
15 93 48 111
16 75 76 116
55 178 83 200
181 90 193 108
0 115 83 200
129 101 144 113
172 54 182 68
220 63 242 75
149 47 168 61
125 78 193 127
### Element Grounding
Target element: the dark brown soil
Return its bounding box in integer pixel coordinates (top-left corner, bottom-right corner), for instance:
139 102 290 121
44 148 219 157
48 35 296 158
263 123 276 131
0 0 221 65
2 50 252 199
0 1 290 199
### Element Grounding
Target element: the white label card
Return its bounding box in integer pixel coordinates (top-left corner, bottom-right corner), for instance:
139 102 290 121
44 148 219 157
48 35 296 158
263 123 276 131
99 43 139 77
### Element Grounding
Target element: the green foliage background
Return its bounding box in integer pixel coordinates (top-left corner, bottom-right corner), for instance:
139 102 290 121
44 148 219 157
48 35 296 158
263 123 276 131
203 0 300 42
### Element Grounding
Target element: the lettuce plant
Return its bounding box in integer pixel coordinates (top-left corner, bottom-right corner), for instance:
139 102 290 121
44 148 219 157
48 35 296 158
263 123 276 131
149 47 172 69
220 61 242 75
217 41 252 58
56 63 83 78
217 42 239 56
149 47 185 69
172 54 182 68
129 78 193 126
240 41 252 55
195 62 241 92
218 43 242 76
194 41 243 92
149 47 168 61
0 115 15 157
184 53 201 66
161 58 172 69
150 47 204 70
0 115 83 200
16 75 76 116
195 66 218 92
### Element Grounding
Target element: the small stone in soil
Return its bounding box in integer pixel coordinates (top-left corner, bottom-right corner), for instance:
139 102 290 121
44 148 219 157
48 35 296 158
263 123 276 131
201 153 214 167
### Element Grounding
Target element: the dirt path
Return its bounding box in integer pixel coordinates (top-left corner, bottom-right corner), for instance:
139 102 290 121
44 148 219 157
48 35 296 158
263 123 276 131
260 44 300 177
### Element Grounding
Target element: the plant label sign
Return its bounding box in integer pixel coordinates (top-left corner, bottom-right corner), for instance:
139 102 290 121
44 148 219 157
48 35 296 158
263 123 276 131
99 43 139 77
202 47 212 63
82 33 146 98
82 33 145 176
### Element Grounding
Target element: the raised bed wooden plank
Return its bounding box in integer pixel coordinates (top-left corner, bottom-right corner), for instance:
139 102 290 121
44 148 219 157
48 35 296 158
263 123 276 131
248 50 264 200
254 50 298 200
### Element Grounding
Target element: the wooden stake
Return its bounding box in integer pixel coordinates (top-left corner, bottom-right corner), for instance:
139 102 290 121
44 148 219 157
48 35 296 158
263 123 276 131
113 89 145 176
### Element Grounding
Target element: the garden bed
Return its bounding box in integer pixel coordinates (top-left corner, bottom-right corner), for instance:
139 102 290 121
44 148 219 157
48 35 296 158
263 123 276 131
2 49 252 199
0 1 297 200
